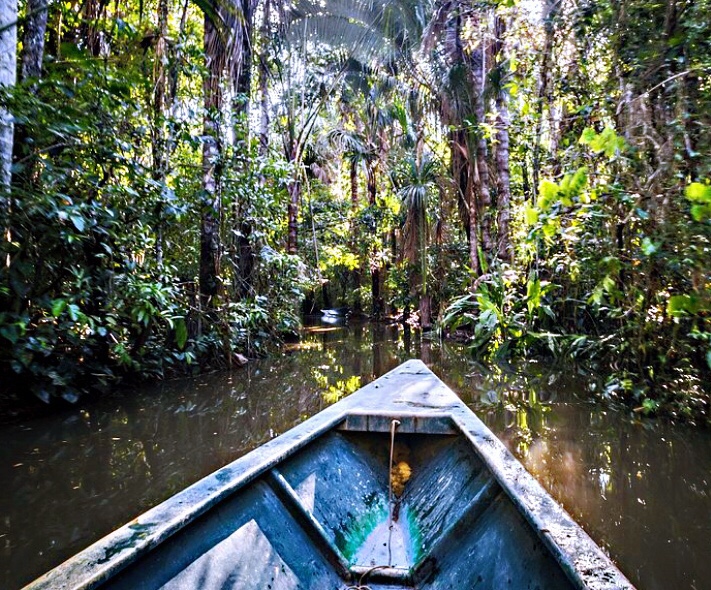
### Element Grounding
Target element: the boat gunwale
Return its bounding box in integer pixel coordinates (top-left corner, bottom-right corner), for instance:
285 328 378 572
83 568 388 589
23 359 635 590
447 411 632 590
22 403 352 590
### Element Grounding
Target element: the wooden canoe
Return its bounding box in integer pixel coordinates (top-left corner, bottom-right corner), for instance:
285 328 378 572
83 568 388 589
25 360 635 590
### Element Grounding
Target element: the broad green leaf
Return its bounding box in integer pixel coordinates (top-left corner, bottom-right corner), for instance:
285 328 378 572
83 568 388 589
580 126 625 157
35 389 51 404
690 204 711 222
477 309 499 331
61 390 79 403
526 277 541 314
706 349 711 370
51 299 67 317
667 294 700 317
175 318 188 350
685 182 711 203
579 127 597 145
542 222 557 237
70 214 85 232
569 167 588 196
525 206 539 225
538 180 559 210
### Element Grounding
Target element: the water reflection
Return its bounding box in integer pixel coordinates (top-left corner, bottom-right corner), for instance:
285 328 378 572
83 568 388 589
461 365 711 590
1 321 710 590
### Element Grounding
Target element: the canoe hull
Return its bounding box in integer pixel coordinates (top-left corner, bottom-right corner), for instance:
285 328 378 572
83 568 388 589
24 360 635 590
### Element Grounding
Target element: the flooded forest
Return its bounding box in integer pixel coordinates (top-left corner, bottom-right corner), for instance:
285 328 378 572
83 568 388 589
0 0 710 588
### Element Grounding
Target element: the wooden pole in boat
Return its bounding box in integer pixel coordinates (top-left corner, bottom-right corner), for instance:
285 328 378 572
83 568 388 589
387 419 400 566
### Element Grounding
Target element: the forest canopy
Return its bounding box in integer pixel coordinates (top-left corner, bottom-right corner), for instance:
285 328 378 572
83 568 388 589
0 0 709 420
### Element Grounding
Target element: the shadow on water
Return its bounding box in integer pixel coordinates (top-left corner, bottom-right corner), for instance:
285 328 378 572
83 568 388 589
1 319 709 589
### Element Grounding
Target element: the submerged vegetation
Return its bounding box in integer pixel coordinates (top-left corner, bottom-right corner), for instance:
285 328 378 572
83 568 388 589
0 0 709 420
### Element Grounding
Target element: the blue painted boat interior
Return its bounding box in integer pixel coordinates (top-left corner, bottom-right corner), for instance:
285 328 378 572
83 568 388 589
103 426 576 590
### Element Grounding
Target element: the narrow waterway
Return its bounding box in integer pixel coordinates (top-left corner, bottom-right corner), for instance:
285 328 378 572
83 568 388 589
1 319 710 589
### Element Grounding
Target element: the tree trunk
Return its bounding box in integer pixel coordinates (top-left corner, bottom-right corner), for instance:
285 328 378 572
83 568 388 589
0 0 17 206
495 95 512 263
442 3 479 275
152 0 169 267
20 0 48 82
82 0 102 57
472 46 493 257
231 0 255 297
257 0 270 157
349 158 358 209
494 16 512 262
153 0 169 174
371 267 382 318
366 160 377 205
532 0 559 203
367 161 384 318
349 157 362 311
200 13 224 309
468 166 480 280
419 294 431 331
286 177 300 254
232 0 254 133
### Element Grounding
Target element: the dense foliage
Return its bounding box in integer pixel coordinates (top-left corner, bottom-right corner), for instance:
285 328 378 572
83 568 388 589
0 0 709 421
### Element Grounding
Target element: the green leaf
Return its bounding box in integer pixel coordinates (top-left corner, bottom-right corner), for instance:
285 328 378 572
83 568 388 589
526 276 541 315
642 398 659 414
175 318 188 350
667 294 700 317
67 304 80 321
706 349 711 370
61 390 80 403
690 204 711 222
0 325 19 344
538 180 559 210
641 237 659 256
70 214 85 232
51 299 67 317
579 127 597 145
525 206 539 225
35 389 51 404
685 182 711 203
568 167 588 196
579 126 625 157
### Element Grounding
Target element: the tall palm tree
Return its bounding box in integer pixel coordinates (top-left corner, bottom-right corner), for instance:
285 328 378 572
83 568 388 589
199 0 254 306
331 63 403 317
400 153 439 328
275 0 431 255
200 0 245 307
200 8 225 308
425 0 484 275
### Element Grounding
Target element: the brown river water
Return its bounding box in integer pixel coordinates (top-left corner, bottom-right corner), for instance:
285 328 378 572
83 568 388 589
1 319 710 589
